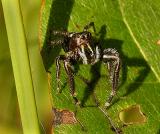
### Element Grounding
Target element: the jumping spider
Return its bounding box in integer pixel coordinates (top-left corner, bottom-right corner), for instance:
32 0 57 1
50 22 121 108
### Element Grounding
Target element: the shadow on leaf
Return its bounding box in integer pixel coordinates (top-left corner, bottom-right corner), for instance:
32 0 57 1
41 0 74 71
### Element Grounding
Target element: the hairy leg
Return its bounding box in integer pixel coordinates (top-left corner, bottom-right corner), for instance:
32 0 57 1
63 60 80 105
103 48 121 108
55 55 66 93
52 30 69 36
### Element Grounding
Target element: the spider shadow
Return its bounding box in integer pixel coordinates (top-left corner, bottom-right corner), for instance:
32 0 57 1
80 62 102 107
41 0 74 71
81 24 150 107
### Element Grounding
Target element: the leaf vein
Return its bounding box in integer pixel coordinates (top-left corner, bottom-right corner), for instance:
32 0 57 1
118 0 160 82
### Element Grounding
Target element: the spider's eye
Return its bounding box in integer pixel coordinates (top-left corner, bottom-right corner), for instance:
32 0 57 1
86 32 91 39
80 32 91 40
81 35 86 39
87 32 91 37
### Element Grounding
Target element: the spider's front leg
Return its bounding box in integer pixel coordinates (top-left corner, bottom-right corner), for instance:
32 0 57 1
63 59 80 105
56 55 80 105
56 55 66 93
102 48 121 108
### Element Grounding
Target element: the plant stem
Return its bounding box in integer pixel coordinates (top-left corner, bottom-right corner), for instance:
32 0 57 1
1 0 41 133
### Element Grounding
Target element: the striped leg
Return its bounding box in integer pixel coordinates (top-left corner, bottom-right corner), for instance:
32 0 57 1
64 60 80 105
103 48 121 108
50 39 64 47
52 31 69 36
56 55 65 93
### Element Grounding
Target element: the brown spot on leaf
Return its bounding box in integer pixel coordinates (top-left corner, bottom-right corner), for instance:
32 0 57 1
119 104 147 125
53 108 77 126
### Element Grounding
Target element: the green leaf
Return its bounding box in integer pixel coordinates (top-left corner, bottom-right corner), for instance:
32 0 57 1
41 0 160 133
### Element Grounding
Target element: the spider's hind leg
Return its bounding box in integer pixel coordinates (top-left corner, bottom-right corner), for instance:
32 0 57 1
102 48 121 108
50 39 64 47
52 30 69 36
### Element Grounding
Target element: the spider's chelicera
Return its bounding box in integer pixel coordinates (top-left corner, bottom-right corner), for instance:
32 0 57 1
50 22 121 108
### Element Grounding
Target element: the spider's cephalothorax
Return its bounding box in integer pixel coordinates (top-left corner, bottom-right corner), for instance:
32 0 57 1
50 22 121 108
